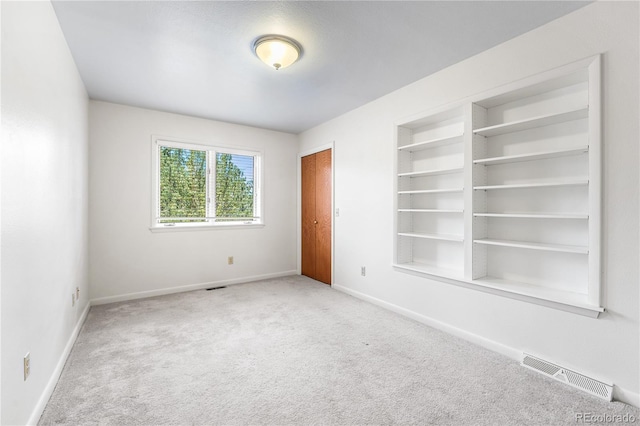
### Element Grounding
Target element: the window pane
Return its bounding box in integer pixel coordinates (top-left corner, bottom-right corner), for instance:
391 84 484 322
216 153 254 221
159 147 207 223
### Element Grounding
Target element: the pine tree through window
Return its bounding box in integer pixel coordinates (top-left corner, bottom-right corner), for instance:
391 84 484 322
159 147 207 223
215 153 254 222
153 138 262 228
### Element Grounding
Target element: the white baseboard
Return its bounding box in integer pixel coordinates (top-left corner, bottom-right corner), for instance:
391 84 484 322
27 301 91 425
613 386 640 409
332 283 639 408
332 283 520 360
90 270 298 306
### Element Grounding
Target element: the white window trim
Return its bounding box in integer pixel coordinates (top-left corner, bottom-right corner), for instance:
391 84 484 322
150 135 264 231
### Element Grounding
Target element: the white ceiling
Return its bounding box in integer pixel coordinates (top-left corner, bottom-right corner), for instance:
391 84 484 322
52 1 589 134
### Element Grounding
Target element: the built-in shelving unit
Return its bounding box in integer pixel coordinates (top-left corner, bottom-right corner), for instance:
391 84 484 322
395 105 467 278
394 55 602 317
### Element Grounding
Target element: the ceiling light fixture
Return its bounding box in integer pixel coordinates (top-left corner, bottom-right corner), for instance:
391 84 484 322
253 35 301 71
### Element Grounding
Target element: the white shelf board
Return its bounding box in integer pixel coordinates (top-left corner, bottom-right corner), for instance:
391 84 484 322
473 146 588 166
393 265 602 317
398 134 463 151
393 262 464 281
473 212 588 219
470 276 602 314
398 167 463 178
473 107 588 137
473 180 588 191
398 188 463 195
399 209 463 213
474 238 588 254
398 232 464 242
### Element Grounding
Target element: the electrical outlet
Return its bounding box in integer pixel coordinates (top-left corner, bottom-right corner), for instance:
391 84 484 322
76 287 80 300
361 266 366 276
335 208 340 217
24 353 30 381
228 256 234 265
71 293 75 307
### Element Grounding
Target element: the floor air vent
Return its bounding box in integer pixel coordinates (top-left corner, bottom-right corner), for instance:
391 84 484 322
206 286 227 291
521 353 613 401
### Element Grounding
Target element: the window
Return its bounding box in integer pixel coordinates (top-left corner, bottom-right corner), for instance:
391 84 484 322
151 138 262 228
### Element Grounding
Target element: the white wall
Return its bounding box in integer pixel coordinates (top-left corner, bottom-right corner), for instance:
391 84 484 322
1 1 90 424
299 2 639 405
89 101 298 303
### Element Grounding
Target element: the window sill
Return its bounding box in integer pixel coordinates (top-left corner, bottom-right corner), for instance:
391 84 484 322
149 223 265 233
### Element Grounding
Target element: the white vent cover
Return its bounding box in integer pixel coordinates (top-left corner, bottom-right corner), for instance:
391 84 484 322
521 353 613 401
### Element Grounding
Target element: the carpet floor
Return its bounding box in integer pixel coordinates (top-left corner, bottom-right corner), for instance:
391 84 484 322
39 275 638 425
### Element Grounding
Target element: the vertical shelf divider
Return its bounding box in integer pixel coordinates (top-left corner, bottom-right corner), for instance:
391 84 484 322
587 55 602 307
463 103 474 280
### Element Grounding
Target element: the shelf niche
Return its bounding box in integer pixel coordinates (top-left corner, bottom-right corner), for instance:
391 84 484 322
396 105 466 280
393 55 602 318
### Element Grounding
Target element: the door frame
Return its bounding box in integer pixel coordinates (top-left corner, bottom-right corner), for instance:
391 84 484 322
297 142 335 286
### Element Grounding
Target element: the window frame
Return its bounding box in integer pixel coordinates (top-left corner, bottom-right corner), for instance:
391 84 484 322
150 136 264 231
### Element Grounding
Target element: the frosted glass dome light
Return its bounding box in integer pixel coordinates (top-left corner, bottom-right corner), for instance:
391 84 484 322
253 35 301 71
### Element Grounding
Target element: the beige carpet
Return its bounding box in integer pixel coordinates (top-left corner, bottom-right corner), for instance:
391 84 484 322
39 275 638 425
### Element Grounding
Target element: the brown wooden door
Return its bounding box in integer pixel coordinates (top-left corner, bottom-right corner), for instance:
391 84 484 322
301 154 317 279
301 149 332 284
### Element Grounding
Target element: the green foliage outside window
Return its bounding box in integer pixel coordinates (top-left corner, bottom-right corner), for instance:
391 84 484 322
159 147 254 223
159 147 207 222
216 153 254 221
